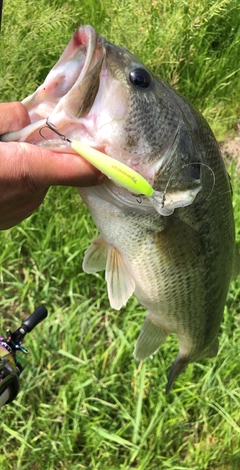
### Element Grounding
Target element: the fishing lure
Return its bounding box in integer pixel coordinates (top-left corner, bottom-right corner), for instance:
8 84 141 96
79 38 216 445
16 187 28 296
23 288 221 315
42 119 202 216
42 120 154 197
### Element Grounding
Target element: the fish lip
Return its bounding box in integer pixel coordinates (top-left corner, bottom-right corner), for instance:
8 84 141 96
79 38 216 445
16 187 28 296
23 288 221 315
2 26 106 143
54 25 105 120
73 25 104 81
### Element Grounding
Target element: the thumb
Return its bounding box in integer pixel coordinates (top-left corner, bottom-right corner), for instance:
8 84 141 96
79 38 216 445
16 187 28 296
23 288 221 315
0 102 30 133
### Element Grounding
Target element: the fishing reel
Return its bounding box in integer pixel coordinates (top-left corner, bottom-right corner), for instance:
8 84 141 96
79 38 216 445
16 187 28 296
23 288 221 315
0 306 48 407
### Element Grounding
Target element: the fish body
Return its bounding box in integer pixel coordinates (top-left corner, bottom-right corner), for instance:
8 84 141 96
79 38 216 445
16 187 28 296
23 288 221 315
2 26 237 391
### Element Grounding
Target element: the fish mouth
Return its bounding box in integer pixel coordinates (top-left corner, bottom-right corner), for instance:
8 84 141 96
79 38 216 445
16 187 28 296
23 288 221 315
1 25 105 144
47 25 105 120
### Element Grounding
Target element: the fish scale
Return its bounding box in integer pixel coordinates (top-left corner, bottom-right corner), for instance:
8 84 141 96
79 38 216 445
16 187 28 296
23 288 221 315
1 25 237 392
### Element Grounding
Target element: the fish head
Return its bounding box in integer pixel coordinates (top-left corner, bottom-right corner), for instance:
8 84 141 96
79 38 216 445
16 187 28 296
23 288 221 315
2 25 203 207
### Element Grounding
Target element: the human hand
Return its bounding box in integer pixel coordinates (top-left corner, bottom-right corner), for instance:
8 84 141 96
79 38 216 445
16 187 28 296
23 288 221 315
0 102 102 230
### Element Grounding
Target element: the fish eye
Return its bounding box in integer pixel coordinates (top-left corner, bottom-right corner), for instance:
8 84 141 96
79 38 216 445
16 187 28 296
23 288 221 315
129 68 152 89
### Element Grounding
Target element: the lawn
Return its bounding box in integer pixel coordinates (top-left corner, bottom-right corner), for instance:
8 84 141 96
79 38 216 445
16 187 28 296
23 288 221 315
0 0 240 468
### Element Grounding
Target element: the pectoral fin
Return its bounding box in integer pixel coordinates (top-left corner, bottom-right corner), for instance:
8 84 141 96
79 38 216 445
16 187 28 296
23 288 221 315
82 235 108 273
83 237 135 310
106 247 135 310
134 314 168 360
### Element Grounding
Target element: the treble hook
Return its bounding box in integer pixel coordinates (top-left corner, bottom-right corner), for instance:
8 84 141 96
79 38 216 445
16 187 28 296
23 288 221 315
161 191 166 208
39 118 72 143
131 194 143 204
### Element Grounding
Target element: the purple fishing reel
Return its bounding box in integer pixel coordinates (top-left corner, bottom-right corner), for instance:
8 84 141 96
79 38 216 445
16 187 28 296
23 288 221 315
0 306 48 407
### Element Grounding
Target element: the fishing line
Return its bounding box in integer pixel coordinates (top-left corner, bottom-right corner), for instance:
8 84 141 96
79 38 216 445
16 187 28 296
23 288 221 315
206 188 233 202
163 161 216 203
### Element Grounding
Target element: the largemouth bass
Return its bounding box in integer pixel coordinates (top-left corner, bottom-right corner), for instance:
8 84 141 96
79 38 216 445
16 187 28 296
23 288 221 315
2 25 237 392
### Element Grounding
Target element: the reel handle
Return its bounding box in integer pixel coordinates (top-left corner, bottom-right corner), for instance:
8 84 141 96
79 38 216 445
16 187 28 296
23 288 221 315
0 305 48 407
21 305 48 333
11 306 48 344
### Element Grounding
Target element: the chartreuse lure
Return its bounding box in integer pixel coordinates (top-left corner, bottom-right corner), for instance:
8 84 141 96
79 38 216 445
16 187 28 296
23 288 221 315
71 140 201 216
71 140 154 197
34 119 201 216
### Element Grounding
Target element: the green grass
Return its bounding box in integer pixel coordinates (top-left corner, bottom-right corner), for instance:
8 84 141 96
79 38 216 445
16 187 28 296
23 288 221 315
0 0 240 468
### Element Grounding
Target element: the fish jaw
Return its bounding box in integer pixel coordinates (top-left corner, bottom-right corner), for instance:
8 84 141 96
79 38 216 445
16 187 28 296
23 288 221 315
1 27 135 171
23 25 103 122
1 26 105 144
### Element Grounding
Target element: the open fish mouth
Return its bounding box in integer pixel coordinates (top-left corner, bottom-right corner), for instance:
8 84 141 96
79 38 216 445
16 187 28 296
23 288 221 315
1 25 105 144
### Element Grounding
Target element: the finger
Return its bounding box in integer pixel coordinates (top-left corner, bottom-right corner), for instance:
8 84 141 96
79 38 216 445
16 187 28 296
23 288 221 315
0 210 38 231
45 150 105 187
3 142 104 189
0 102 30 134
